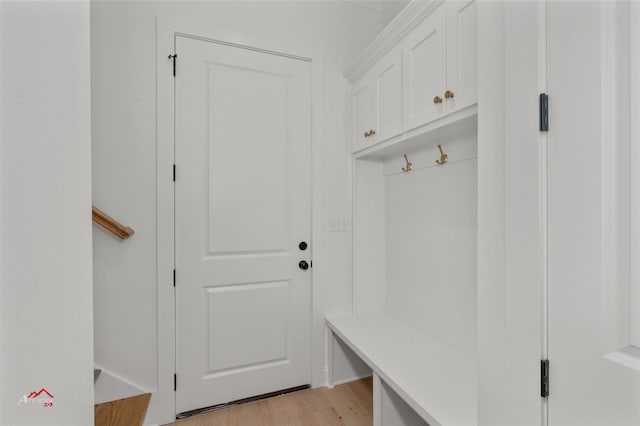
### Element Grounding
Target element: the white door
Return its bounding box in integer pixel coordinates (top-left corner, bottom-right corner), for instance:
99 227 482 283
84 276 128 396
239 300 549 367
547 2 640 425
174 35 312 414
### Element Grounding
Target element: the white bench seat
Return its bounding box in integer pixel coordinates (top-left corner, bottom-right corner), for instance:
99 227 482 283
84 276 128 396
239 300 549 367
326 312 477 426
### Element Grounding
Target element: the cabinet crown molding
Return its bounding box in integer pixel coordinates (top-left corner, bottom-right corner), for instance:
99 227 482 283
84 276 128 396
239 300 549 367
344 0 443 84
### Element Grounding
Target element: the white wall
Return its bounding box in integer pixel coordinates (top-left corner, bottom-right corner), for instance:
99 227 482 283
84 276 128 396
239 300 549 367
91 1 393 423
385 131 478 355
0 2 94 425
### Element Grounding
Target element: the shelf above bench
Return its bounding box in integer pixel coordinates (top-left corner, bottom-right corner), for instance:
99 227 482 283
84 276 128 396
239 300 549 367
326 312 477 426
353 105 477 160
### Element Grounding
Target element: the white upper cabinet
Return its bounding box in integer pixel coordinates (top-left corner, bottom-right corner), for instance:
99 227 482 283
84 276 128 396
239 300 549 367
352 76 375 152
403 5 447 130
403 0 477 132
446 0 478 114
348 0 478 155
373 49 403 144
351 48 403 152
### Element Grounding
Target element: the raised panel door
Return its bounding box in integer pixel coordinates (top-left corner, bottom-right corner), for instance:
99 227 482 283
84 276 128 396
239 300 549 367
174 35 312 414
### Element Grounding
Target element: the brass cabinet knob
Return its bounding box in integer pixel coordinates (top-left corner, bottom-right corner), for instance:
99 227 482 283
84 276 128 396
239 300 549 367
370 129 376 136
444 90 455 99
364 130 370 138
433 96 443 104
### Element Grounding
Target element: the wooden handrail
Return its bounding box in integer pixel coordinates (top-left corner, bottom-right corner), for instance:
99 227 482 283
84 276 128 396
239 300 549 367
92 206 135 240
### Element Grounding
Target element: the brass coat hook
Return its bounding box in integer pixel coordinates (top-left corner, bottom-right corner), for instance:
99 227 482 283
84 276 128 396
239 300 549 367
402 154 412 172
436 144 448 165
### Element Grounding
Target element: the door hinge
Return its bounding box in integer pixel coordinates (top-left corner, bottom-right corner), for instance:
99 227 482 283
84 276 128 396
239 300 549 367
173 269 176 287
174 374 177 391
173 164 176 182
539 93 549 132
541 359 549 398
168 54 177 77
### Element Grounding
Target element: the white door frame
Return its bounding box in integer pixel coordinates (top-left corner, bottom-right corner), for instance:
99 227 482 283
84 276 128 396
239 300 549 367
155 16 326 425
477 2 548 425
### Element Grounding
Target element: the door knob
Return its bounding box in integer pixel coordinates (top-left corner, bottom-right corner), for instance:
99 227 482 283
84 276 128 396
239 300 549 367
433 96 443 104
299 260 309 270
299 241 308 251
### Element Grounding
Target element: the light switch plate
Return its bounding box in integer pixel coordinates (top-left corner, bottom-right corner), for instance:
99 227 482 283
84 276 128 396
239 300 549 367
328 217 349 232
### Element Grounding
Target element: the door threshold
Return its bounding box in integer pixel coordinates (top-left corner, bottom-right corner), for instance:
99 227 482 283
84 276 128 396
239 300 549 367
176 384 311 419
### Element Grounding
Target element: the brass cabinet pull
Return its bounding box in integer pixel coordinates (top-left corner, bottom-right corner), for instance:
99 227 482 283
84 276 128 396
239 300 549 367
433 96 443 104
370 129 376 136
444 90 455 99
364 130 370 138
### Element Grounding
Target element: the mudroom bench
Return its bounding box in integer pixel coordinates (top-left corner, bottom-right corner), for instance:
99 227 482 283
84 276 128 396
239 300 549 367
326 312 477 426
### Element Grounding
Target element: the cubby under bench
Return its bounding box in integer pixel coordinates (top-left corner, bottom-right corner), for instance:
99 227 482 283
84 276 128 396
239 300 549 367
326 312 477 426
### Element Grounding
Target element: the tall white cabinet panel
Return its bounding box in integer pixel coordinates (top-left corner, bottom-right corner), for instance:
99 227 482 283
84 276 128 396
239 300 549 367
402 5 447 131
446 0 478 113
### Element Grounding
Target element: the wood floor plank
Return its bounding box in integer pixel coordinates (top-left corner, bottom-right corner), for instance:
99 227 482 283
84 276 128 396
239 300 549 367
291 388 343 426
95 392 151 426
326 380 373 426
169 378 372 426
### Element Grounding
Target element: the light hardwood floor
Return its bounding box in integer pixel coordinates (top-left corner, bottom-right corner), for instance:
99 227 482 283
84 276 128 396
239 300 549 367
95 392 151 426
167 377 373 426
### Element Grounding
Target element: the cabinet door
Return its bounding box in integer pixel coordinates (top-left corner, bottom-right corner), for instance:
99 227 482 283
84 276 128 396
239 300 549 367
352 77 374 152
371 48 402 143
402 5 446 132
446 0 478 113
